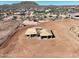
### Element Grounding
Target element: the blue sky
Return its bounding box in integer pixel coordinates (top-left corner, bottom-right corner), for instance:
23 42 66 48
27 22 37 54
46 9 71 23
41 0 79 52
0 1 79 5
0 1 21 5
35 1 79 5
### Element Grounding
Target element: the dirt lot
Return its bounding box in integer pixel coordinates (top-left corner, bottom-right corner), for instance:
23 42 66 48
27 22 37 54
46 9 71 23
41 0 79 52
0 19 79 57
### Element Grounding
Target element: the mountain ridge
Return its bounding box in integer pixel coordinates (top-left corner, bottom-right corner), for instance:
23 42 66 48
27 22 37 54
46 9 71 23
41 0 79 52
0 1 79 9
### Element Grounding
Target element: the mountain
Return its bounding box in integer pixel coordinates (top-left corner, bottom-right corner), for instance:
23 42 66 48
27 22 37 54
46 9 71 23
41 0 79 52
12 1 39 9
0 1 79 10
0 1 39 9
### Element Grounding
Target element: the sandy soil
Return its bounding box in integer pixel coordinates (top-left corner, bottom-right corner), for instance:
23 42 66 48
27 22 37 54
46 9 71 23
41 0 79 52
0 19 79 57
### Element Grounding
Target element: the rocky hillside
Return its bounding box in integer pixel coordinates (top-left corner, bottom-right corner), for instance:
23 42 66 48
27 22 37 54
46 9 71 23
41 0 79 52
0 1 39 9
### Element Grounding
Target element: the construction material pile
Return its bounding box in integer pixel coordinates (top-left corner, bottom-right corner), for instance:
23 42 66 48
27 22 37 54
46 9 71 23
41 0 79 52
22 20 38 26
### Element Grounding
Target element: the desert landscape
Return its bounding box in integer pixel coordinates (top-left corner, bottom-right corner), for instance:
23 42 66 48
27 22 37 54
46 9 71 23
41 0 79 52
0 1 79 58
0 19 79 57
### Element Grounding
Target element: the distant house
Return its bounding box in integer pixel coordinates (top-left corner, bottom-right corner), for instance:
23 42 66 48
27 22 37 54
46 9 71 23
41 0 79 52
14 12 21 15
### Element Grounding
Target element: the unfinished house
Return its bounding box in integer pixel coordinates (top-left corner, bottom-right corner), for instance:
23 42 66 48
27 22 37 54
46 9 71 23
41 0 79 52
25 27 55 39
25 28 37 37
39 29 54 39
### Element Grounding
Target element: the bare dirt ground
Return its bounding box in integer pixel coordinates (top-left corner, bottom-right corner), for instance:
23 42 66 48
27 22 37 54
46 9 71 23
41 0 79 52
0 19 79 57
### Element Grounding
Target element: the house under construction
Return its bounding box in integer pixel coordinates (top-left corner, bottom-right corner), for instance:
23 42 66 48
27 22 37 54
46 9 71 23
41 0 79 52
25 27 37 37
39 29 54 39
25 27 55 39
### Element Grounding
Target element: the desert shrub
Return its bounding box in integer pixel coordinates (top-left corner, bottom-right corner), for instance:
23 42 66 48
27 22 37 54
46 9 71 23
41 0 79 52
12 16 17 20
